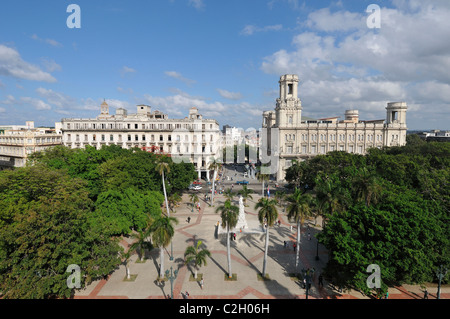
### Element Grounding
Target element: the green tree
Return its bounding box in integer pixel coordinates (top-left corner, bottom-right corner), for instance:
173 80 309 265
351 167 382 207
189 193 199 212
150 215 179 278
184 240 211 279
215 199 239 278
0 165 121 299
286 189 313 271
255 197 278 277
238 185 253 206
129 228 153 262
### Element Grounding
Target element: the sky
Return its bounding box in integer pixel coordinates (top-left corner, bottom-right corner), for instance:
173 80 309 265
0 0 449 131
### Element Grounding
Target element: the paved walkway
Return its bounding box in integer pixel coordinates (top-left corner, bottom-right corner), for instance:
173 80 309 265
74 190 449 300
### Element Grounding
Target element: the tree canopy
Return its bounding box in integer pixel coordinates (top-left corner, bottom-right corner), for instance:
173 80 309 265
285 139 449 295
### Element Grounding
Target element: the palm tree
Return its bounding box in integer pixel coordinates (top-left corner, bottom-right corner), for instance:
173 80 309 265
184 240 211 279
238 185 253 206
189 193 199 212
150 215 179 278
274 190 286 211
208 158 221 206
286 189 313 270
314 173 347 224
255 197 278 277
129 228 152 262
223 188 235 202
120 250 132 280
155 160 171 216
215 199 239 278
352 167 382 207
257 168 270 198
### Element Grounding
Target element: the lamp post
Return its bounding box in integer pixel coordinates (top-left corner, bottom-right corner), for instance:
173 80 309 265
315 236 320 261
165 266 178 299
436 265 448 300
302 268 312 299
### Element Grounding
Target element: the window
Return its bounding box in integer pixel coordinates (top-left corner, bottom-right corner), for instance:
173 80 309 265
287 146 293 154
142 135 146 141
160 135 163 141
168 135 172 141
101 135 105 141
302 145 307 154
135 135 139 141
128 135 131 141
288 83 293 95
110 135 114 142
135 124 138 129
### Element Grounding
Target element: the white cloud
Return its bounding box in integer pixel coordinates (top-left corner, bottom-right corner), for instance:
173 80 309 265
188 0 204 10
20 97 51 110
164 71 196 85
120 66 136 76
217 89 243 100
41 58 62 72
31 34 63 47
0 44 57 82
260 2 450 128
240 24 283 36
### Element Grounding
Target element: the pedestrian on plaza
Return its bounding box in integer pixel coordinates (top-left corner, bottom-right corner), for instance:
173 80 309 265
385 291 389 299
424 288 428 299
187 216 191 223
200 278 204 290
278 219 281 226
293 242 297 251
233 233 236 241
308 232 311 241
283 241 287 248
185 291 189 299
318 274 324 288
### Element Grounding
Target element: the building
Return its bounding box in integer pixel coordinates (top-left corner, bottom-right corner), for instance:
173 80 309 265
262 74 408 181
417 130 450 142
0 121 62 169
59 102 222 180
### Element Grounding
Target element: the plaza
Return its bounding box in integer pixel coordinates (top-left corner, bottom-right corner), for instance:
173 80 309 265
74 166 449 300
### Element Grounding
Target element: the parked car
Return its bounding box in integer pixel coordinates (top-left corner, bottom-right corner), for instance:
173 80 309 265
192 185 202 190
236 180 249 185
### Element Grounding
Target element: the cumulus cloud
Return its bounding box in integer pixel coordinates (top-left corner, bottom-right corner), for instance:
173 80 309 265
164 71 196 85
240 24 283 36
31 34 63 47
217 89 243 100
20 97 52 110
0 44 57 82
260 2 450 128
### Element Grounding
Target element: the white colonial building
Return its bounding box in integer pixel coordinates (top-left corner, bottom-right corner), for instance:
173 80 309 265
0 121 62 169
262 74 408 181
59 102 222 180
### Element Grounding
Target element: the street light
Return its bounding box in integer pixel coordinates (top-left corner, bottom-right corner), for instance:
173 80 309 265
165 266 179 299
436 265 448 300
315 236 320 261
302 268 312 299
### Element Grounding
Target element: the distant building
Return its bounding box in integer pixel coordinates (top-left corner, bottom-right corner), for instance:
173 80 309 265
59 102 222 180
0 121 62 169
262 74 408 181
417 130 450 142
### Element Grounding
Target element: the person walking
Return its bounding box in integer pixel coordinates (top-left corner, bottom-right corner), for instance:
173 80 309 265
200 278 204 290
293 242 297 252
318 273 324 288
424 288 428 299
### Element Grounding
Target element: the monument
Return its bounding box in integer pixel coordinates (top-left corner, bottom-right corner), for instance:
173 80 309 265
235 196 248 231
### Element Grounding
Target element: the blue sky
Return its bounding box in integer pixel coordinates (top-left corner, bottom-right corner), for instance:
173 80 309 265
1 0 449 130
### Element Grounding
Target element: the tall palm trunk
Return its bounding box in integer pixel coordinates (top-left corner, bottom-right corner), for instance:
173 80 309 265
162 171 170 216
261 180 265 197
262 225 270 277
159 246 164 278
295 220 301 270
211 170 217 206
226 223 232 278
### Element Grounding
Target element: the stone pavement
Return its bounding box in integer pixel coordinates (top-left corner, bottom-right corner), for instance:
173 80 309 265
74 191 449 300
